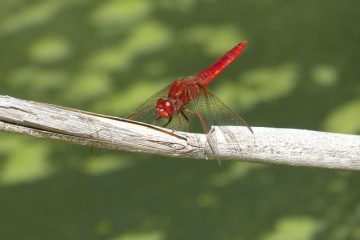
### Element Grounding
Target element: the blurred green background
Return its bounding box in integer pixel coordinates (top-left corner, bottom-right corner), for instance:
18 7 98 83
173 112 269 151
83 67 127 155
1 0 360 239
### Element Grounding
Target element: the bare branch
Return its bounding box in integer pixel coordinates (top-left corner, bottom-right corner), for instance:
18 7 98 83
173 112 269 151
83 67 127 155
0 95 359 171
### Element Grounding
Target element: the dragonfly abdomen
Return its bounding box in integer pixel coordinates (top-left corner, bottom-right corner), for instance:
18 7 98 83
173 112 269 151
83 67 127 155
196 41 248 85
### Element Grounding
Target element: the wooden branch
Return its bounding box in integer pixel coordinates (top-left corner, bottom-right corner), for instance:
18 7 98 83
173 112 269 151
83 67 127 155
0 95 359 171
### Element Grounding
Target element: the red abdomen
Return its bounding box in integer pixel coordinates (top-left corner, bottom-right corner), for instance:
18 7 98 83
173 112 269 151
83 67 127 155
196 41 248 85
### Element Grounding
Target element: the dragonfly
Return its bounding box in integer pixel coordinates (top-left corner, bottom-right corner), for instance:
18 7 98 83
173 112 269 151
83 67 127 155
127 41 253 144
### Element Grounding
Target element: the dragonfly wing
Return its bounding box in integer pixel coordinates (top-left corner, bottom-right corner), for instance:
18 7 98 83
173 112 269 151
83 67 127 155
186 86 252 132
187 86 253 152
202 88 253 133
127 84 171 124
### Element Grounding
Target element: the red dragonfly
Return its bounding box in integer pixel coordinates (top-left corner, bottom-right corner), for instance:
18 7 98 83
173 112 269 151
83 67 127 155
127 41 253 137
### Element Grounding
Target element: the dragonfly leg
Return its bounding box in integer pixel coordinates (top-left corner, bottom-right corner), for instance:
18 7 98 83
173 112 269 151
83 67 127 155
176 111 183 130
151 116 161 125
180 109 190 132
184 109 209 133
163 115 173 128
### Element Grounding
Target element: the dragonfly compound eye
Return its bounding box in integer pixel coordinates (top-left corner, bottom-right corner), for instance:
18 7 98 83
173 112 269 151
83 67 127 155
155 98 174 118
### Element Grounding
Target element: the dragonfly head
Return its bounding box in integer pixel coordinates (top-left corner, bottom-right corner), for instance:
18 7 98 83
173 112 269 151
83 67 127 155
155 98 174 118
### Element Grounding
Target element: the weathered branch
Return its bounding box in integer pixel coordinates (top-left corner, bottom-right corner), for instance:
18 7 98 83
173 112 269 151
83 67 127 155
0 95 359 170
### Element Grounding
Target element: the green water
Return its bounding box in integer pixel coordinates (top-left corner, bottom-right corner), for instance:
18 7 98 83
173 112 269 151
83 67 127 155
0 0 359 239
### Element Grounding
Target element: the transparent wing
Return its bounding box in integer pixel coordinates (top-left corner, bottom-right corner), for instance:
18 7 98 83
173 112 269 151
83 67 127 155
127 84 171 124
187 87 252 133
186 86 253 155
203 88 253 133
